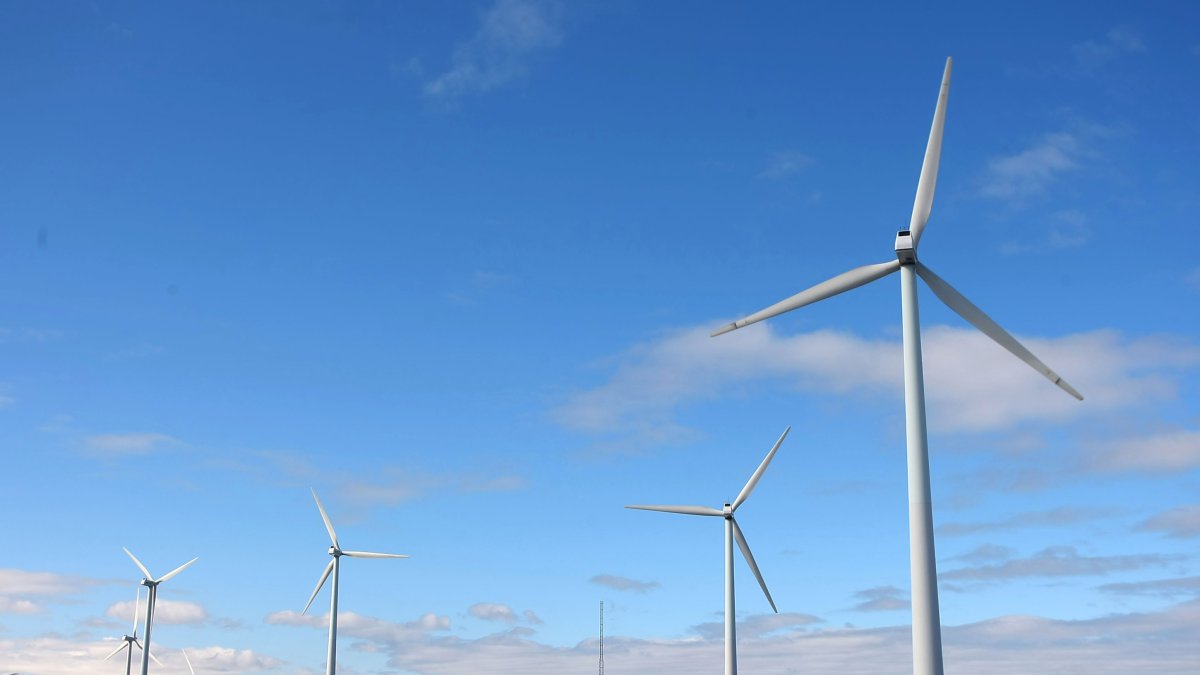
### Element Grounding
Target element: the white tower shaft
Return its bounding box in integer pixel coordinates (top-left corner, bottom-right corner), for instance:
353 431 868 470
900 265 944 675
327 556 341 675
139 585 156 675
724 516 737 675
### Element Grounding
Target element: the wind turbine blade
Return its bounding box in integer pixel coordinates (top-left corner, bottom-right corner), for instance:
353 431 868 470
302 559 336 615
625 505 723 517
156 557 198 583
148 649 164 667
712 260 901 336
182 648 196 675
916 262 1083 400
123 547 154 581
311 488 341 550
732 519 777 613
908 57 952 248
732 426 790 511
132 587 141 634
341 551 410 559
103 642 128 661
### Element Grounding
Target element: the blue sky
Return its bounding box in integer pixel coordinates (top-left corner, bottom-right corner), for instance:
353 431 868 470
2 1 1198 673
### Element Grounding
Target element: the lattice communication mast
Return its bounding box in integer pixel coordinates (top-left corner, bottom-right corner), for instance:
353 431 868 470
598 600 605 675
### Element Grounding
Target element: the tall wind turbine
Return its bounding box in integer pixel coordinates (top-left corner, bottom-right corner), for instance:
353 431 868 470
627 427 789 675
123 548 198 675
711 58 1082 675
102 587 162 674
303 488 409 675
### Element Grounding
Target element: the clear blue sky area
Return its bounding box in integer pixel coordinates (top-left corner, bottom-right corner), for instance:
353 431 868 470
2 2 1198 673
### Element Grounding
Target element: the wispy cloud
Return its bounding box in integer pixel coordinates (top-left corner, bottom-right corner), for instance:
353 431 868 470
469 602 520 623
850 586 909 612
758 150 814 180
691 612 822 640
1000 209 1092 254
84 432 178 457
589 574 661 593
980 131 1083 200
1088 429 1200 472
1137 505 1200 538
938 507 1117 537
1072 27 1146 71
0 568 101 613
425 0 563 101
339 470 527 507
553 322 1197 451
941 545 1178 583
1099 576 1200 599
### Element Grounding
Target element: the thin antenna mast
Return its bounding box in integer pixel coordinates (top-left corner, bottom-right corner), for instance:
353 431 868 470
598 600 605 675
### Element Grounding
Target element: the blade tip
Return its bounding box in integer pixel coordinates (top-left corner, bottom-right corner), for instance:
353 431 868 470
711 323 738 337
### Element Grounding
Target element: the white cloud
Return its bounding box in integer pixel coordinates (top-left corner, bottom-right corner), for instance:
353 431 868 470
107 598 207 625
1072 27 1146 71
553 322 1198 449
0 568 99 614
1000 209 1092 254
0 597 40 613
263 602 1200 674
589 574 661 593
1089 429 1200 472
980 131 1083 200
469 602 519 623
424 0 563 100
941 545 1178 583
758 150 814 180
1099 576 1200 599
84 432 177 457
340 470 526 506
1137 505 1200 538
850 586 909 612
938 507 1117 536
0 636 282 674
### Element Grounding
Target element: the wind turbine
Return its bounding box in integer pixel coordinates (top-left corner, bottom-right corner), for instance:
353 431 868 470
123 548 198 675
102 587 162 674
711 58 1082 675
627 426 789 675
303 488 409 675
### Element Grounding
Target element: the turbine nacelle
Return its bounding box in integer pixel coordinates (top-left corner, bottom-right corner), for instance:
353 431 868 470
722 503 733 518
894 230 916 264
328 546 341 557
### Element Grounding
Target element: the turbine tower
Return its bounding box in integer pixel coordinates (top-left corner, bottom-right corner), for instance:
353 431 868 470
123 548 198 675
102 587 162 674
303 488 409 675
711 58 1082 675
627 427 789 675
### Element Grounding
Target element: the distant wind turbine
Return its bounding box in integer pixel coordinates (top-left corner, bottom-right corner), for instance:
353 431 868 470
101 587 162 674
711 57 1082 675
123 548 198 675
303 488 409 675
627 426 789 675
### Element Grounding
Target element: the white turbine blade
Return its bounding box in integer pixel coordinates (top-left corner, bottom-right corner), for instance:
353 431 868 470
157 557 198 583
123 547 154 580
916 262 1083 400
625 505 723 517
732 426 790 512
732 519 777 613
103 642 128 661
712 260 901 336
148 648 163 667
311 488 341 549
341 551 410 559
132 587 141 634
908 57 952 248
302 559 336 615
182 648 196 675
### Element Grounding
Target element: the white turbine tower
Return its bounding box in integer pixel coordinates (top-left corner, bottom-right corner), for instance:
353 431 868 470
303 488 409 675
627 427 789 675
102 587 162 674
711 58 1082 675
123 548 198 675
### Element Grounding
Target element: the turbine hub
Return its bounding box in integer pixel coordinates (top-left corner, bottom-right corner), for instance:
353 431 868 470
894 230 917 265
329 545 341 557
723 503 733 518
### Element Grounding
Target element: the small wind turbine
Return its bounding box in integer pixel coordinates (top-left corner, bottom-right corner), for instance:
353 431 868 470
627 427 789 675
102 587 162 674
303 488 409 675
123 548 198 675
711 58 1082 675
